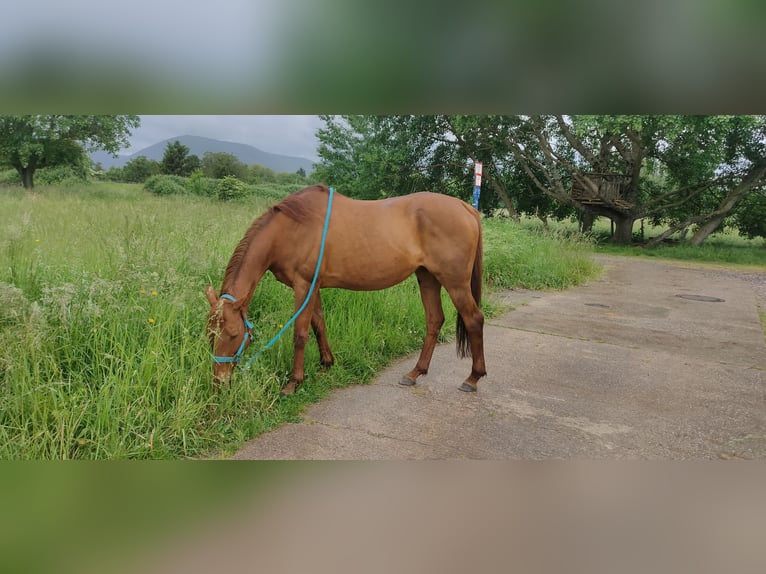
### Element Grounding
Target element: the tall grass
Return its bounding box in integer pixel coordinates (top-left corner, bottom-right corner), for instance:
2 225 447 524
483 218 600 289
1 183 599 458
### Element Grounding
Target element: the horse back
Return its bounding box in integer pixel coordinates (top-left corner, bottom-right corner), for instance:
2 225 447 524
318 192 481 290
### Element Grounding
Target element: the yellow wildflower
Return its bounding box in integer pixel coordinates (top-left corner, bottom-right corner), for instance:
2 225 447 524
148 318 156 324
151 290 158 296
139 289 146 295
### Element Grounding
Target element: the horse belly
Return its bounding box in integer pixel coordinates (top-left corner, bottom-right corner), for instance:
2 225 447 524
322 234 421 291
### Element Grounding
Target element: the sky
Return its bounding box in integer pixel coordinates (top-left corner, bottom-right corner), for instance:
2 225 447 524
126 116 325 161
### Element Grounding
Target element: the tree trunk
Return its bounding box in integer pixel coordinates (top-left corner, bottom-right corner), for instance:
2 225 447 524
612 215 635 244
689 217 724 246
690 159 766 246
580 209 596 233
536 208 549 230
19 167 34 189
488 175 518 219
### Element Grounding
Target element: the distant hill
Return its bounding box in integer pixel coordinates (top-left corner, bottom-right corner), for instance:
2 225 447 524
90 135 315 174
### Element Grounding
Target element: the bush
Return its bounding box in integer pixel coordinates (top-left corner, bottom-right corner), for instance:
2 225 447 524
216 175 248 201
35 164 89 186
0 169 21 186
185 170 217 197
121 156 160 183
144 174 187 196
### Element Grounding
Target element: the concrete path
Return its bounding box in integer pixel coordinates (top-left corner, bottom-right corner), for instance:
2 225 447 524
232 256 766 459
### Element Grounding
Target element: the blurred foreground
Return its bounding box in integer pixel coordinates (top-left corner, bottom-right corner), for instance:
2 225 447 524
2 462 765 574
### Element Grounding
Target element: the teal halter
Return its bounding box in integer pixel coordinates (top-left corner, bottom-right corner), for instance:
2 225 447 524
212 293 254 364
211 186 335 369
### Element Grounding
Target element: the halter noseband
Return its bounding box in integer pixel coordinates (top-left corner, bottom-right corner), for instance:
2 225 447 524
212 293 254 364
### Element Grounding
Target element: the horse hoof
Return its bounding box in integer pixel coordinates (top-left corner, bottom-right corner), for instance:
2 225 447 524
281 381 298 396
399 376 417 387
458 382 477 393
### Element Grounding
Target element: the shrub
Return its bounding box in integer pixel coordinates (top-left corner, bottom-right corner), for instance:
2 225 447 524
122 156 160 183
144 174 187 196
185 169 217 197
0 169 21 186
35 164 89 186
216 175 248 201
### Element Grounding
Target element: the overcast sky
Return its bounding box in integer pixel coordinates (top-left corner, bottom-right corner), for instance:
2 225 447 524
126 116 325 161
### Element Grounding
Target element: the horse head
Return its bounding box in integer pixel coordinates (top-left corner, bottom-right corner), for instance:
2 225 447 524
205 285 253 384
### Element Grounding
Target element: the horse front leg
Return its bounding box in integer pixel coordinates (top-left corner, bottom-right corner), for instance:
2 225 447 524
311 291 335 370
282 284 316 396
401 270 445 387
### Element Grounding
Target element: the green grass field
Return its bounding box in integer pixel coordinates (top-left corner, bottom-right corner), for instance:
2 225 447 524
1 182 600 459
523 215 766 268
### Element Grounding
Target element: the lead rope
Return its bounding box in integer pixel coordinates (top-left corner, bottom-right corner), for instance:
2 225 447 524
239 186 335 371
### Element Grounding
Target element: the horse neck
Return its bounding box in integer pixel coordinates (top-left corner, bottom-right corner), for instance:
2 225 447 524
220 216 277 306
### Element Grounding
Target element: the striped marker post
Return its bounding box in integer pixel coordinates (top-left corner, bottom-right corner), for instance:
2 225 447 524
473 161 482 210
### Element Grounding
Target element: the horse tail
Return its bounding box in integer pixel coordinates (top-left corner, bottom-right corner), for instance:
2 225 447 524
456 218 483 359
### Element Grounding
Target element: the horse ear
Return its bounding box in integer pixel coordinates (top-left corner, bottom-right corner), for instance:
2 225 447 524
205 285 219 307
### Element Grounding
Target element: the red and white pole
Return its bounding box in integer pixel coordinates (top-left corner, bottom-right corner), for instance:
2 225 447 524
472 161 483 210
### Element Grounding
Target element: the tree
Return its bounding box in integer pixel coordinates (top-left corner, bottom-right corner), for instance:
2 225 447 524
184 154 202 175
160 140 192 176
201 151 247 180
313 115 766 244
0 115 139 189
313 115 448 200
438 115 766 244
121 155 160 183
314 115 567 217
247 163 277 183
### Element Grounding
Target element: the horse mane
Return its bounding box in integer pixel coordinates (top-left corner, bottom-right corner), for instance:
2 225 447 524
222 184 330 287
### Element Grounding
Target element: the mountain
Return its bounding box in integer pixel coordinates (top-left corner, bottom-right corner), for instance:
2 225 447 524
90 135 315 174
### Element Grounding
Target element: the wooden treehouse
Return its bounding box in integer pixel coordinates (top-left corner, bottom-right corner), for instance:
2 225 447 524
571 173 633 211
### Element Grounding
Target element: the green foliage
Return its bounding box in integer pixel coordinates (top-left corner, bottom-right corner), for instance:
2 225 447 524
143 174 187 196
0 168 22 186
0 184 599 459
598 236 766 267
160 140 192 176
314 115 439 200
314 115 766 245
102 166 124 182
184 153 202 175
0 115 140 189
733 191 766 241
215 175 247 201
201 151 247 180
185 169 216 197
34 164 89 186
121 155 160 183
247 163 277 183
483 218 600 289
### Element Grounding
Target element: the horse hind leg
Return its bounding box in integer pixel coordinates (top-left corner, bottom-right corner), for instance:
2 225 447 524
400 269 445 387
444 284 486 392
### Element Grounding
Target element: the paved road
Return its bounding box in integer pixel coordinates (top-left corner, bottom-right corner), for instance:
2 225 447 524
232 256 766 459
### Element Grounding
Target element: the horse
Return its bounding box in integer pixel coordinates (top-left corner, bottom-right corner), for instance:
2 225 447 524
206 183 486 395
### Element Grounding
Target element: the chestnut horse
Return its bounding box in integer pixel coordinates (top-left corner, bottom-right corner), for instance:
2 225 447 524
206 184 485 395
